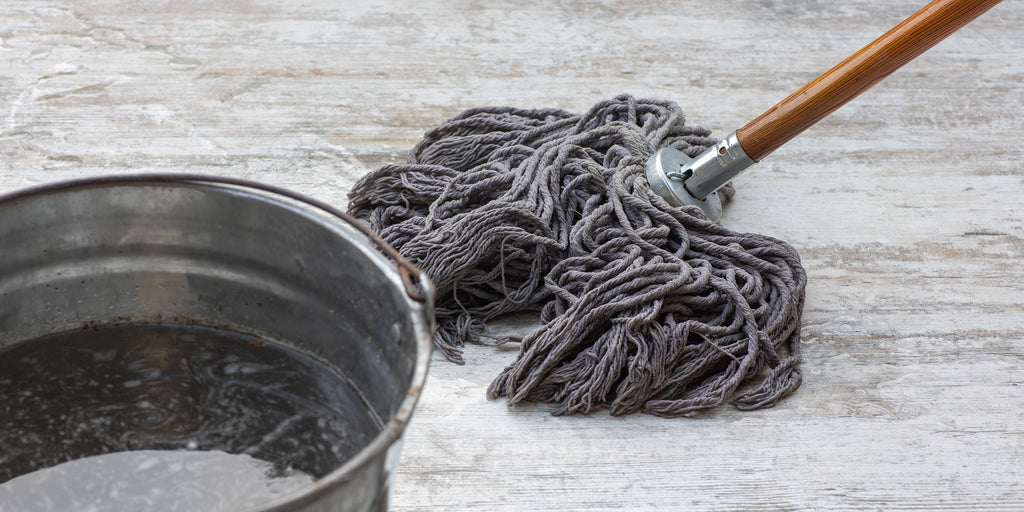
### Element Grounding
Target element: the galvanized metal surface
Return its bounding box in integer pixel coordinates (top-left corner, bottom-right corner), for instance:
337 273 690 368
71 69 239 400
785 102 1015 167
0 177 434 512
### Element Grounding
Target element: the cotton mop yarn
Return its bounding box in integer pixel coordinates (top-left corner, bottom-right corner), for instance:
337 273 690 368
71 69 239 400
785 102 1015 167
348 95 806 417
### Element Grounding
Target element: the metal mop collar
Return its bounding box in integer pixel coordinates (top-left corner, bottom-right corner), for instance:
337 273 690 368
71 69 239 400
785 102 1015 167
349 95 806 416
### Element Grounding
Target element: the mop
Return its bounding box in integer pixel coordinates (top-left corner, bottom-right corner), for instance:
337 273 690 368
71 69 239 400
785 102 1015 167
348 0 1001 417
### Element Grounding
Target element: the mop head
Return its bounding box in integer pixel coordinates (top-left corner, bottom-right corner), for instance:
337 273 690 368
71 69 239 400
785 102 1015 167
348 95 806 417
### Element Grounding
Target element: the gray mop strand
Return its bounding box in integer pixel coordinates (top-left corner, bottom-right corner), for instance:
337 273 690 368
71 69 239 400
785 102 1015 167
348 95 806 417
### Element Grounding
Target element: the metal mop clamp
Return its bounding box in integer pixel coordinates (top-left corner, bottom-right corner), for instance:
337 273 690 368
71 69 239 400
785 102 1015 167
646 132 752 221
646 0 1002 221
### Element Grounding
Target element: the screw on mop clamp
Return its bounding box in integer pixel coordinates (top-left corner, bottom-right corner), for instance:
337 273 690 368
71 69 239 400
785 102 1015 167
646 0 1003 221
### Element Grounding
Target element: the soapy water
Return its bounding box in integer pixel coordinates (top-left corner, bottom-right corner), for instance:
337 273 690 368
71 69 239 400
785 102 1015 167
0 450 314 512
0 324 383 510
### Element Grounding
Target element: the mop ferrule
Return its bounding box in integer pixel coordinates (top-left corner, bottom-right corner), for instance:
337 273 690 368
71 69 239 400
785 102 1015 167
645 131 754 221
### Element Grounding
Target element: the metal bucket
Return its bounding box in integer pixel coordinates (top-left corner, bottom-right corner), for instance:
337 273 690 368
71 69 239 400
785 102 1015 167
0 175 434 512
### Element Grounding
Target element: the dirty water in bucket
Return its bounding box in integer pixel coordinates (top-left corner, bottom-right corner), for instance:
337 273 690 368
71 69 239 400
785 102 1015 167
0 323 383 511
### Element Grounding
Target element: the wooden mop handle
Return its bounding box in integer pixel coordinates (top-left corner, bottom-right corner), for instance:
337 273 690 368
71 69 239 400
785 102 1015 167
735 0 1003 162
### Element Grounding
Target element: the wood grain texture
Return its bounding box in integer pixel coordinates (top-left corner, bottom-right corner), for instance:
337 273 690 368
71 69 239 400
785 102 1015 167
737 0 1004 161
0 1 1021 510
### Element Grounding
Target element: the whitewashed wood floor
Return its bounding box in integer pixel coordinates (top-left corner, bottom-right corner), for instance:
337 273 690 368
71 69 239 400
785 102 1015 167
1 1 1022 510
